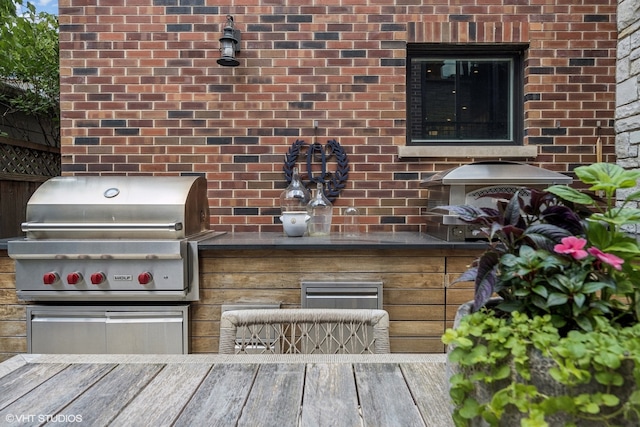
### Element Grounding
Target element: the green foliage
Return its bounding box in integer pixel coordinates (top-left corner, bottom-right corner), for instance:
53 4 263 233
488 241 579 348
444 309 640 426
1 0 16 22
443 164 640 426
498 244 617 332
0 0 59 146
548 163 640 323
445 163 640 331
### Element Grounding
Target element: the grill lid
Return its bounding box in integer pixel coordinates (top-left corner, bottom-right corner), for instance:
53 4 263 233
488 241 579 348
22 176 210 240
420 161 572 187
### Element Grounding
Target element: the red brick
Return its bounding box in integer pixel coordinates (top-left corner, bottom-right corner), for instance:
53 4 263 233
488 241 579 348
59 0 617 233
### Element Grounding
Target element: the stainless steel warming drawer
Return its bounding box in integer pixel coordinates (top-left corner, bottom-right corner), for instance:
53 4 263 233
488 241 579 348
26 305 189 354
301 281 383 310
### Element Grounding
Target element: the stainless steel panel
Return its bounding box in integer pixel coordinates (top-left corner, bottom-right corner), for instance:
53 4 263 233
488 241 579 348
106 311 187 354
301 282 383 310
9 240 200 301
27 305 189 354
420 161 573 186
30 311 107 354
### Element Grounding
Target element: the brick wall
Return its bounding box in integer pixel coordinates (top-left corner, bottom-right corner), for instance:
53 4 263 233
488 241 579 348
58 0 617 233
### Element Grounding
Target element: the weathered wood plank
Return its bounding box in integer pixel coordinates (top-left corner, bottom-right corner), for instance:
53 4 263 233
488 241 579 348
402 362 455 427
0 257 14 273
0 304 26 320
4 337 27 355
238 363 305 427
389 320 444 336
59 364 163 426
386 305 445 321
0 320 25 336
445 256 479 273
0 363 115 424
200 272 446 289
384 289 445 305
0 290 19 304
111 363 211 426
0 363 68 409
199 289 300 305
300 363 360 427
190 319 220 336
446 289 475 306
190 336 217 353
390 338 445 353
354 363 426 427
173 363 257 427
205 255 446 274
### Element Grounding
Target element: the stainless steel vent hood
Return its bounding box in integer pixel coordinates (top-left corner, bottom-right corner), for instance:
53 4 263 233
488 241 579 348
421 161 573 187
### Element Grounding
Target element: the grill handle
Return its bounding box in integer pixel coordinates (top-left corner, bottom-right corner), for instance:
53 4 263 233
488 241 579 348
21 222 184 232
10 253 184 260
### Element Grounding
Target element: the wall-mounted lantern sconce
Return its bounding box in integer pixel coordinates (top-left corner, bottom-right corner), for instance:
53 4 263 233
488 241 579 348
217 15 241 67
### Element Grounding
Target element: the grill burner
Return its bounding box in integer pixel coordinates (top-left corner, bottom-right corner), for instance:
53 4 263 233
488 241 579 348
9 175 220 301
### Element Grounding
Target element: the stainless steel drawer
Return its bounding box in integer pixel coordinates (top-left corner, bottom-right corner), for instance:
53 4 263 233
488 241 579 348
27 305 189 354
301 281 383 309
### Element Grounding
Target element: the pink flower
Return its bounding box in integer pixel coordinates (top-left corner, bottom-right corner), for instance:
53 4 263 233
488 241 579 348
554 236 589 260
587 247 624 270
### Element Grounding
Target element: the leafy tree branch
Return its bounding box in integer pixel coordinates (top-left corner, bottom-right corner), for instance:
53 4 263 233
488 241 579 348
0 0 59 146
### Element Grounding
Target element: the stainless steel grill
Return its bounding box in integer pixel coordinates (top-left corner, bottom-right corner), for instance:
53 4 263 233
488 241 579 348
9 175 217 301
421 161 572 241
8 175 222 354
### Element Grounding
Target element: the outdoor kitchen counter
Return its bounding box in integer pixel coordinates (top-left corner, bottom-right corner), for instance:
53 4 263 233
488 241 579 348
197 231 488 250
0 353 452 426
0 233 484 357
193 232 483 354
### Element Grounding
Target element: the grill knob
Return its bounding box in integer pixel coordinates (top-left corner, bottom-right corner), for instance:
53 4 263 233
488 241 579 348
138 272 153 285
43 272 59 285
67 272 82 285
90 272 106 285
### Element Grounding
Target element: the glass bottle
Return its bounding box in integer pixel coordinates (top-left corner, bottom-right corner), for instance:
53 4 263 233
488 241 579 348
343 206 360 237
307 183 333 236
280 167 310 214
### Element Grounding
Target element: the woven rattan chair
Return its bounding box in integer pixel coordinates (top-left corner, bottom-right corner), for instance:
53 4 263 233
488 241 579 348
218 308 390 354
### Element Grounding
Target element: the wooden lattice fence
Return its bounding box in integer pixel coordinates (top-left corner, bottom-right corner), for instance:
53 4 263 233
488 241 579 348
0 136 60 238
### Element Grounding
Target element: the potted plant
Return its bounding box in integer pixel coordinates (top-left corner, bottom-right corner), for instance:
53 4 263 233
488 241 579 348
442 163 640 426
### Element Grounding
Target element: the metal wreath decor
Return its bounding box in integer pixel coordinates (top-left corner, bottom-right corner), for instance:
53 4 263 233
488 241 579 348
283 139 349 203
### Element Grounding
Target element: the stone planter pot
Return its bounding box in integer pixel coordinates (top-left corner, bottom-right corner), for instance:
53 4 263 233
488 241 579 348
446 300 639 427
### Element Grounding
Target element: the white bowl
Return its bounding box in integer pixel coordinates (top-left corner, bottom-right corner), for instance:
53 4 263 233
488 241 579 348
280 212 310 237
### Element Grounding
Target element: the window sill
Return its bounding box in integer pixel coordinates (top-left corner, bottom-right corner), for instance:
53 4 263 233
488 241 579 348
397 145 538 159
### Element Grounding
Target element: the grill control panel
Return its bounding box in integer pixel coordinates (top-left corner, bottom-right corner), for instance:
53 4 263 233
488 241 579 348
8 239 199 301
45 270 154 286
31 262 181 289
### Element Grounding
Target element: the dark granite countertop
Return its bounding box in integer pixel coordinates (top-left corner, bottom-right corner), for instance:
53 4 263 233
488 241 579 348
197 232 488 251
0 238 14 250
0 232 488 252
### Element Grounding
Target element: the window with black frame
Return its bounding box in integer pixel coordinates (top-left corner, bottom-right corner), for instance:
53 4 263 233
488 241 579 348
407 44 526 146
